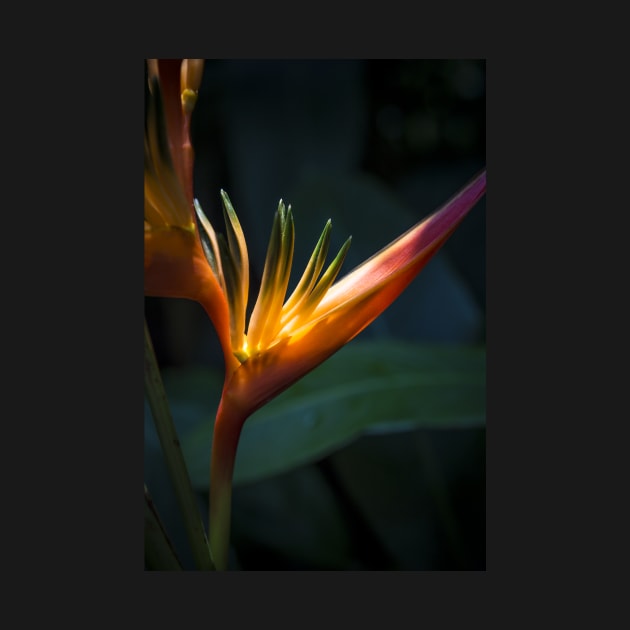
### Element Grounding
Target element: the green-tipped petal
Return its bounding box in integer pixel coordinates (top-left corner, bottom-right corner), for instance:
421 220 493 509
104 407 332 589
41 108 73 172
303 235 352 310
194 195 251 354
220 190 250 311
280 235 352 333
218 234 250 350
247 201 295 352
220 191 250 348
281 219 332 323
194 199 225 291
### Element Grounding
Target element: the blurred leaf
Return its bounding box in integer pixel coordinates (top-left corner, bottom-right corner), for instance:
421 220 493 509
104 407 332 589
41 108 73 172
231 465 355 569
174 341 485 488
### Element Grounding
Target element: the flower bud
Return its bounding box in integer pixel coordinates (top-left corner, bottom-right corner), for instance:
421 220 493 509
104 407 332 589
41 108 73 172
181 59 204 114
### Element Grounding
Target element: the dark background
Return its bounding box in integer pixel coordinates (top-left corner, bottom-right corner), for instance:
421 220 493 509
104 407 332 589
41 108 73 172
145 59 486 570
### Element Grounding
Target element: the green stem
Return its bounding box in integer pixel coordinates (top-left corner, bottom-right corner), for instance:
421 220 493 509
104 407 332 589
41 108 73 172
209 395 248 570
144 319 215 570
144 484 183 570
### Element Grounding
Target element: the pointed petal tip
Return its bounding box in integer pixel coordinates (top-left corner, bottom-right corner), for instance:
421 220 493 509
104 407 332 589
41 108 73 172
471 168 486 192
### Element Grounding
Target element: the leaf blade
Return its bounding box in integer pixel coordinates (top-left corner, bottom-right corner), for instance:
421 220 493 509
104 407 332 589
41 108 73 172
172 341 485 488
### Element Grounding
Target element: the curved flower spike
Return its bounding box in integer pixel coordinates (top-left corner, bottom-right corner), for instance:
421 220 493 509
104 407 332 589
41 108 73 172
144 59 234 371
203 169 486 569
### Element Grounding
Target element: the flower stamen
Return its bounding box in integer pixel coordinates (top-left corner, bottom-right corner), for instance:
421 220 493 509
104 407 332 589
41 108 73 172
194 195 352 364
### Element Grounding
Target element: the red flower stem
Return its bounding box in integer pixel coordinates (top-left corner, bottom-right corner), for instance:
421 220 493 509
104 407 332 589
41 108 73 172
209 393 249 571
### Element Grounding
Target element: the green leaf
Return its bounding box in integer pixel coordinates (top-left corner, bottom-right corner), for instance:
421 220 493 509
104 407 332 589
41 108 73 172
144 321 215 570
172 341 485 488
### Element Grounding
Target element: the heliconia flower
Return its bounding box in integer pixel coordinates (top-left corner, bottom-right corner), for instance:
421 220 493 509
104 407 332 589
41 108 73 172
143 59 486 570
201 172 486 570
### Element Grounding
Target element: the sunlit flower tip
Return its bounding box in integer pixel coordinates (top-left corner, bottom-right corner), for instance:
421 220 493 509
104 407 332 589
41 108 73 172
194 191 249 355
194 193 352 365
180 59 204 114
